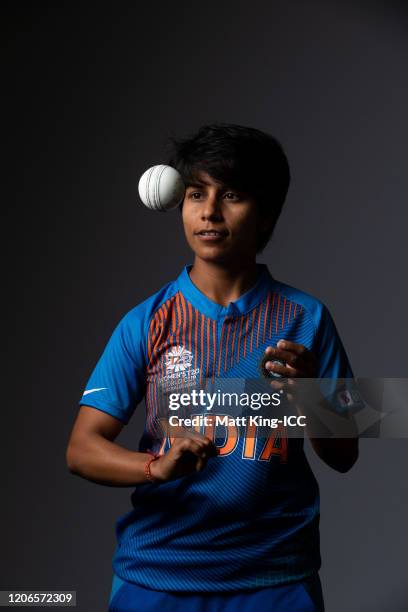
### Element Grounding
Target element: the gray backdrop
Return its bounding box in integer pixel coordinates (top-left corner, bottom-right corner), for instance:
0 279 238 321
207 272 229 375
3 1 408 610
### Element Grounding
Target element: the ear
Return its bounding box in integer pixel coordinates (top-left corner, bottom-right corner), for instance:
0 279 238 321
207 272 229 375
258 212 276 234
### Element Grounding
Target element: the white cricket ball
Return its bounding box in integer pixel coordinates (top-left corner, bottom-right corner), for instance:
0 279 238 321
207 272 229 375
138 164 185 212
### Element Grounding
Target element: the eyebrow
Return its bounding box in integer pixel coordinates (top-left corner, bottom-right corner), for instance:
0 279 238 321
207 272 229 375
186 180 233 190
186 179 213 188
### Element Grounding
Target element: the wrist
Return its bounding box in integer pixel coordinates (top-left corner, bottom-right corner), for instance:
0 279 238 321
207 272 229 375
144 453 164 483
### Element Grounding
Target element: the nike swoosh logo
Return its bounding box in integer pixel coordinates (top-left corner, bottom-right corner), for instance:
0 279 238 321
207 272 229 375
83 387 108 396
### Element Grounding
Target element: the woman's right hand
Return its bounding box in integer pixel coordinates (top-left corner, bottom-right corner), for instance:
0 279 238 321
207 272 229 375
149 433 219 483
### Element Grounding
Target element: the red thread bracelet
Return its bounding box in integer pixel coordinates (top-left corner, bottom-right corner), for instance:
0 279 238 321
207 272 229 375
144 452 160 483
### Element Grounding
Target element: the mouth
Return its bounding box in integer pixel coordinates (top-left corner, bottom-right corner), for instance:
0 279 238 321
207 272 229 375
194 229 228 242
195 229 228 236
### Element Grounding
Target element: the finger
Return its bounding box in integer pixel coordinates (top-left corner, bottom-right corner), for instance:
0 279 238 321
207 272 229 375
277 339 308 354
180 434 218 459
266 346 308 370
175 430 216 454
264 360 302 378
190 438 217 459
176 438 207 458
279 340 318 373
286 377 302 396
264 345 294 364
185 431 217 448
195 456 208 472
195 435 218 456
186 430 212 443
269 378 285 392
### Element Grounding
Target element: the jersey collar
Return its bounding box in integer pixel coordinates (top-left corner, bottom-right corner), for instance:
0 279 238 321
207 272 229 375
175 263 274 320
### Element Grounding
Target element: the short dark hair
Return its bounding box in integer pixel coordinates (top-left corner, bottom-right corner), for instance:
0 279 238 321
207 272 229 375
167 123 290 252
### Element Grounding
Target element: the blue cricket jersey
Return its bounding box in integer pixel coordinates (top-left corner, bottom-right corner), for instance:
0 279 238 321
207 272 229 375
79 263 353 592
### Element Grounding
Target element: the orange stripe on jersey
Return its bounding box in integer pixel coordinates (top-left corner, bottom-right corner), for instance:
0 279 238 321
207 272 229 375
172 296 180 392
230 318 238 368
156 309 167 428
147 327 152 363
179 293 187 388
206 317 210 378
169 295 175 335
275 294 281 334
164 298 174 390
281 296 287 330
199 313 205 384
187 300 193 351
263 292 271 343
224 321 232 372
237 315 244 363
169 297 176 335
164 298 177 397
160 300 168 337
212 320 216 383
148 314 158 364
180 297 189 393
256 303 262 348
288 300 292 323
166 298 174 338
180 294 187 349
175 293 182 345
147 310 160 366
243 314 249 358
217 324 225 376
269 292 276 338
293 303 297 318
250 307 257 353
150 306 164 369
194 306 199 371
153 306 167 414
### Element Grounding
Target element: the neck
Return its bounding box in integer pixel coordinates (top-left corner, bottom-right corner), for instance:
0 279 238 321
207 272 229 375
189 257 259 308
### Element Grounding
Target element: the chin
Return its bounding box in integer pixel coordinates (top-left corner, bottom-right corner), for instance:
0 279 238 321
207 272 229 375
195 247 240 266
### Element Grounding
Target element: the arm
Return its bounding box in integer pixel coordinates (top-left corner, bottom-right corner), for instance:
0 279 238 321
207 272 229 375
66 405 218 486
69 309 152 486
71 305 218 486
66 405 155 486
305 401 359 473
294 381 359 472
265 337 359 473
308 435 358 473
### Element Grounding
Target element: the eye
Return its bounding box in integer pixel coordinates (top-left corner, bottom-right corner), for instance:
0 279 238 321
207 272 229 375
188 192 203 200
224 192 241 201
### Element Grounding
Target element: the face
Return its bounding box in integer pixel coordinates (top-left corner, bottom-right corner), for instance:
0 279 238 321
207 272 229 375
182 171 266 265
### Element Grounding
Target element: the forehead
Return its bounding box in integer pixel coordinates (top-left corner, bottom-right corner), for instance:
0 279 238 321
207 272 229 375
185 170 225 189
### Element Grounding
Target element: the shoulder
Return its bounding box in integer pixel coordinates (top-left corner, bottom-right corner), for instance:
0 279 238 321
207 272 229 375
271 278 328 333
119 278 179 335
103 277 179 365
271 278 353 376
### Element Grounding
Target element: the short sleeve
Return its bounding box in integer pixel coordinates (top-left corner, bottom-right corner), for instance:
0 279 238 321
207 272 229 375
313 304 354 379
79 310 147 424
313 304 356 411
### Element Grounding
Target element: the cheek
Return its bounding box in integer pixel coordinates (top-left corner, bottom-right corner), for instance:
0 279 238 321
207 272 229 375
181 203 195 236
234 211 258 236
181 202 189 226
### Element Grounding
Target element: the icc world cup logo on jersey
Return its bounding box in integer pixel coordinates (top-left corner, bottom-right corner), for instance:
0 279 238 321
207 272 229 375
159 345 199 389
165 346 193 372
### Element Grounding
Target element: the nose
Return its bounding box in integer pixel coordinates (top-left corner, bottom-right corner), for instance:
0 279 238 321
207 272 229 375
200 192 223 221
